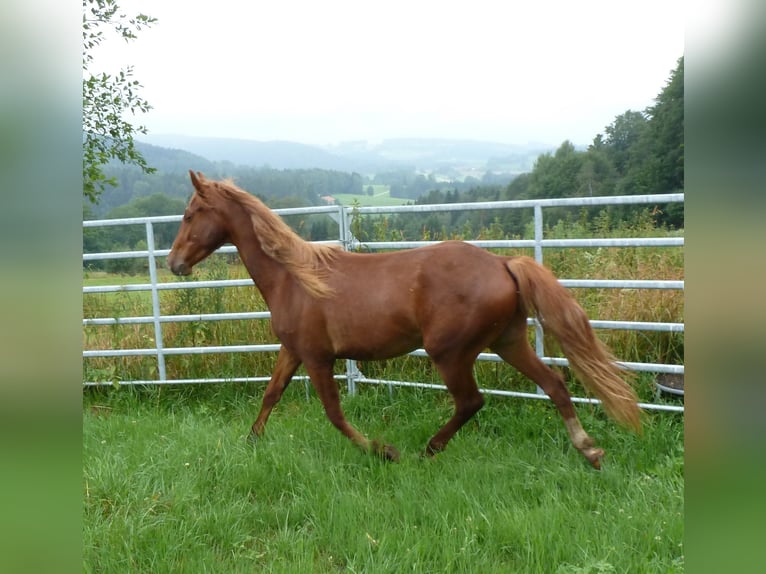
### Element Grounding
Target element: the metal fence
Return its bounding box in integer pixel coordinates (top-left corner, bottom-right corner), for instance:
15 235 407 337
83 193 684 413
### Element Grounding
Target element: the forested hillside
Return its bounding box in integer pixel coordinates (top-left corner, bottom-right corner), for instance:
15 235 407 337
84 57 682 269
506 56 683 226
407 57 683 232
85 144 520 219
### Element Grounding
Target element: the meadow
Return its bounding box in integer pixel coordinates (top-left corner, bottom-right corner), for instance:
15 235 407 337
83 383 683 573
83 208 684 572
332 185 409 207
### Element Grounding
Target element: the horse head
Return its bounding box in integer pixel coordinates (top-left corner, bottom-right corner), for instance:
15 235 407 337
167 171 229 276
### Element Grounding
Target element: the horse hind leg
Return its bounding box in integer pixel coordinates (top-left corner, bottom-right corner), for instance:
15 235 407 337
425 356 485 457
491 339 604 469
306 362 400 462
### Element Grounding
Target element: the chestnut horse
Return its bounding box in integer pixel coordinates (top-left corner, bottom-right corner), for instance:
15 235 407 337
168 171 641 469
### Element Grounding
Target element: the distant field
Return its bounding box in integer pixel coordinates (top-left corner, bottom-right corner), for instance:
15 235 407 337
332 185 410 207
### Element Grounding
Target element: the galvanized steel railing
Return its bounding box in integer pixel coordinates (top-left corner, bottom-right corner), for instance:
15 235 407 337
83 193 684 412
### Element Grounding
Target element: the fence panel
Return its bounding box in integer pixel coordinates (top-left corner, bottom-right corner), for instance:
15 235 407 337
83 194 684 413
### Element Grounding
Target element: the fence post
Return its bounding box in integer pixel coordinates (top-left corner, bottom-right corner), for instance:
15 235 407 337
533 204 545 394
533 203 543 263
338 203 358 251
145 221 167 381
339 205 359 395
345 360 360 395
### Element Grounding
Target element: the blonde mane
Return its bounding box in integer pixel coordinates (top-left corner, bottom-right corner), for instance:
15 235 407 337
206 178 340 298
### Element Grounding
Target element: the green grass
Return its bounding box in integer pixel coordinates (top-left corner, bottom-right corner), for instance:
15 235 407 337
82 268 180 320
83 384 683 573
83 269 176 285
332 186 410 207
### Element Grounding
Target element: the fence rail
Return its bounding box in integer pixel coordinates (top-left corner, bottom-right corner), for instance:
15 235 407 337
83 193 684 413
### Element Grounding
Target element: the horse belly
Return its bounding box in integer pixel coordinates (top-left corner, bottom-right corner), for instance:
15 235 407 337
327 306 422 361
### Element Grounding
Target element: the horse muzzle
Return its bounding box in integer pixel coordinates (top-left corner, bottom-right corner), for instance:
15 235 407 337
167 253 191 276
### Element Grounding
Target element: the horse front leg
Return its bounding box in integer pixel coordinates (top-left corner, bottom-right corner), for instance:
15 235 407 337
306 362 400 462
250 345 301 439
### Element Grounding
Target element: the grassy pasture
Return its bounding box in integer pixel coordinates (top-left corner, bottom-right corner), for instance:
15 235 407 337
83 383 683 573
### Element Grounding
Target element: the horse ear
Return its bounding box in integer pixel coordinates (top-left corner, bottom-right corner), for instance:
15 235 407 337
189 170 206 196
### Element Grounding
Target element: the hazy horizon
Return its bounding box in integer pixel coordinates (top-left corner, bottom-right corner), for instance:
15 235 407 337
92 1 684 148
139 131 566 149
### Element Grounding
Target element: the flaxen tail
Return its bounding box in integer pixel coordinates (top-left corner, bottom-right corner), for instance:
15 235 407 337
506 256 641 432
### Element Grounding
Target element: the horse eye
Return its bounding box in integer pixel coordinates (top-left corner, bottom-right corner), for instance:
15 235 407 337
183 213 192 223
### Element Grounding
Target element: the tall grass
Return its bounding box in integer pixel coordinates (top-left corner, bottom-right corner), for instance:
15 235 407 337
83 209 683 405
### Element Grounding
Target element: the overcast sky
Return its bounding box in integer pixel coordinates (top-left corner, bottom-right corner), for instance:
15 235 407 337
91 0 684 147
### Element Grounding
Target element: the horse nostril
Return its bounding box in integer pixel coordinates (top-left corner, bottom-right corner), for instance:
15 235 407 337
167 254 189 276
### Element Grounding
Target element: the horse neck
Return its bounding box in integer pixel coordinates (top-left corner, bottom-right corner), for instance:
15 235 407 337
223 201 291 302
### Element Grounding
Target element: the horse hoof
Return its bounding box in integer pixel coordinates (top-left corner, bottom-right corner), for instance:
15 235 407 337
382 444 400 462
372 440 400 462
582 447 605 470
421 445 443 459
246 431 260 446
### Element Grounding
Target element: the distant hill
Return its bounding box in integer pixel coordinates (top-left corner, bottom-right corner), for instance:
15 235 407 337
138 134 553 175
90 136 553 217
132 141 217 174
139 134 364 172
330 138 552 172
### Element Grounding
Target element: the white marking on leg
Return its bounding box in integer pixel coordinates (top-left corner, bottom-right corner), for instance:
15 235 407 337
564 417 592 450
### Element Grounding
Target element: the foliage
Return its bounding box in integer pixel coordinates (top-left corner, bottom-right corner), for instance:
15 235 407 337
83 193 185 274
368 59 684 232
83 0 157 203
499 58 684 228
91 146 370 216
